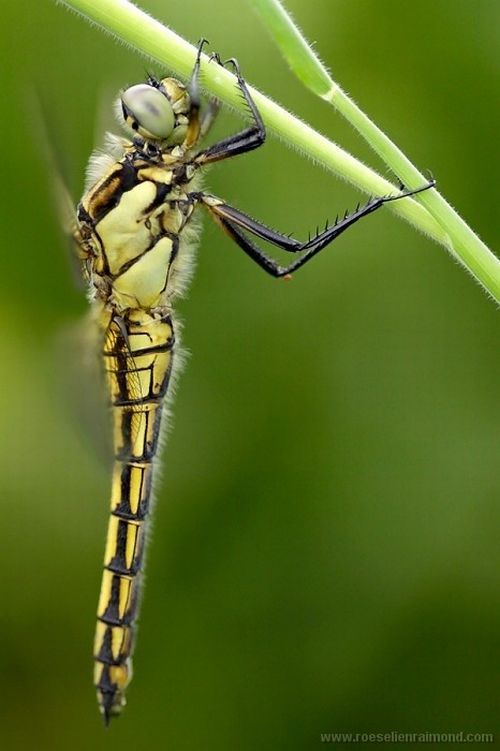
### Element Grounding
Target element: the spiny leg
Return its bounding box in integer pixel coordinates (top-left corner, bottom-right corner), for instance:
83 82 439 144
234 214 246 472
193 57 265 166
194 180 435 277
183 37 210 149
199 97 221 140
196 51 224 140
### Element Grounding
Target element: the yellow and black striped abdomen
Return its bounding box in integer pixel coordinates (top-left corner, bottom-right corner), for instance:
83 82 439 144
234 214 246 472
93 310 174 722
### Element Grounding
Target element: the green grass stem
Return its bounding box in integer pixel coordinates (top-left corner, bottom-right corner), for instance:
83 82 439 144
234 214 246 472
250 0 500 302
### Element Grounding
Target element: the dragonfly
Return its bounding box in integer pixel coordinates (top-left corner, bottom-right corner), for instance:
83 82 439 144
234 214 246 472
65 40 434 724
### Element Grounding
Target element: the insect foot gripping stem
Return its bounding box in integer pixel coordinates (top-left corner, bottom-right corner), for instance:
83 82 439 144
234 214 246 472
93 311 175 724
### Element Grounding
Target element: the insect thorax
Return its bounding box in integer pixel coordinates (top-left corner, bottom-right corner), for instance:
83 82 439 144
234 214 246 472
78 142 199 312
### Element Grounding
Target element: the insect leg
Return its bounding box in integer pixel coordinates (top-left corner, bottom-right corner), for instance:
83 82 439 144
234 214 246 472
193 58 265 166
199 96 221 140
195 180 435 277
183 38 210 149
195 52 225 140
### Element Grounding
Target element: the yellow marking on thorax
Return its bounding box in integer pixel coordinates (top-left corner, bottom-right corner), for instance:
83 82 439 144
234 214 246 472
96 181 158 275
138 165 174 184
82 168 123 220
112 236 175 309
161 204 186 235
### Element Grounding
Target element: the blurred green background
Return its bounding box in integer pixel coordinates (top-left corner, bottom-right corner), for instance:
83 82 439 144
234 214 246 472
1 1 499 748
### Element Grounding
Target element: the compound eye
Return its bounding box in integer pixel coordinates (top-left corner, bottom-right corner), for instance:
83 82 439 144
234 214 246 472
120 84 175 140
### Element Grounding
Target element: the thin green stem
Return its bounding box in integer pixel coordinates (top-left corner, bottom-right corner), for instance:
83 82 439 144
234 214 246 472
250 0 500 302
